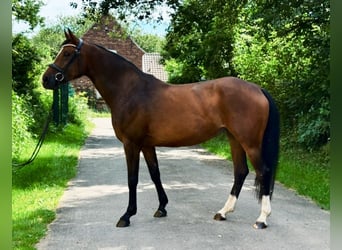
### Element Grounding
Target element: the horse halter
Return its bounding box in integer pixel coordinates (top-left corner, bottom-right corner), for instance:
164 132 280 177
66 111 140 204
49 39 84 83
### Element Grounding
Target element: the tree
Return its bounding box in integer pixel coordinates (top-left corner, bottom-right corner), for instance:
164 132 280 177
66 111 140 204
12 0 44 30
71 0 180 22
12 0 45 94
232 0 330 149
130 29 165 53
12 0 47 138
12 34 42 96
163 0 246 82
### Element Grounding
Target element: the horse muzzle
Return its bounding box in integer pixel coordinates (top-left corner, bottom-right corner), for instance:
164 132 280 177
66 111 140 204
44 64 70 89
42 74 63 90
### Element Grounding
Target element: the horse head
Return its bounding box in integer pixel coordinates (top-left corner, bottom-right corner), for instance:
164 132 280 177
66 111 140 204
42 29 85 89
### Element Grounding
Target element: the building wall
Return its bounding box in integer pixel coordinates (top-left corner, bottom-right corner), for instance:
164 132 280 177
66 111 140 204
82 16 145 69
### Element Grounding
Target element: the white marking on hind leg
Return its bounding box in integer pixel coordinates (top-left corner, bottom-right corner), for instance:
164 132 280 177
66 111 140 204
216 194 237 219
254 195 271 228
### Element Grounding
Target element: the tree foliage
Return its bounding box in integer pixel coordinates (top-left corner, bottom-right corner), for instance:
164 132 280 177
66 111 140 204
71 0 180 21
130 29 165 53
12 0 44 30
163 0 329 150
12 34 42 96
163 0 246 82
12 32 51 134
32 15 93 58
232 0 330 150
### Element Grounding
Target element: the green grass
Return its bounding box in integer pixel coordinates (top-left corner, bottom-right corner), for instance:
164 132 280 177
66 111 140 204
202 133 330 210
202 133 231 160
12 122 93 249
276 144 330 210
89 109 111 118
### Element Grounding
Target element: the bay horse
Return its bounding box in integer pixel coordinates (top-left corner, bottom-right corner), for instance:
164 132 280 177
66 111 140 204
42 29 280 229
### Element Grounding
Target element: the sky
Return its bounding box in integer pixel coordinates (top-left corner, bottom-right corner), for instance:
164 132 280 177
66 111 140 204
12 0 170 36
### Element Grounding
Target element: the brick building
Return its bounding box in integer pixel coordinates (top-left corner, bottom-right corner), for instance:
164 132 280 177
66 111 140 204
71 15 146 110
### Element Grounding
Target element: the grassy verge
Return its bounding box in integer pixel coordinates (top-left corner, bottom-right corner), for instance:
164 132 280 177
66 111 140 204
202 133 330 210
12 121 93 249
89 110 111 118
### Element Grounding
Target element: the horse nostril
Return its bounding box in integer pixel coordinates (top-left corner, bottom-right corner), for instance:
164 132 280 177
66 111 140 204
43 75 48 83
42 75 51 88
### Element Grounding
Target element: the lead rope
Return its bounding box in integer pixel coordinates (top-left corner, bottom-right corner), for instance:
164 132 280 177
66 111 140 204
12 104 53 171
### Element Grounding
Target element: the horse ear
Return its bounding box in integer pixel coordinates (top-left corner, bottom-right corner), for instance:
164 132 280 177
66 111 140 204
67 28 73 36
65 28 79 44
64 29 70 40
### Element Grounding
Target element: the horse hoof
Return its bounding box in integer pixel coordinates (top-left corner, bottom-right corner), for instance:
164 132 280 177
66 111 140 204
116 218 130 227
154 208 167 218
253 221 267 229
213 213 226 221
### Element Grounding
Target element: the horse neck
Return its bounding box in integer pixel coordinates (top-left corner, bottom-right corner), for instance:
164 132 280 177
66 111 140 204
83 44 144 108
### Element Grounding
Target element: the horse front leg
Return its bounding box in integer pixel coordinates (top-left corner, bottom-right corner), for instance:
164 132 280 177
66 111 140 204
116 142 141 228
142 146 168 218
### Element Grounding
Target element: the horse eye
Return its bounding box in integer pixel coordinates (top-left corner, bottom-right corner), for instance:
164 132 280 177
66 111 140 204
64 51 71 57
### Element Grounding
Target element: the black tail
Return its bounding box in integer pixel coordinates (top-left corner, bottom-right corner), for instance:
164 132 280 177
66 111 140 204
257 89 280 200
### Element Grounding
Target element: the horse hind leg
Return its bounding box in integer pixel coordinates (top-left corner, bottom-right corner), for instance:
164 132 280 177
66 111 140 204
247 148 272 229
142 146 168 218
214 139 249 221
252 88 280 229
254 195 271 229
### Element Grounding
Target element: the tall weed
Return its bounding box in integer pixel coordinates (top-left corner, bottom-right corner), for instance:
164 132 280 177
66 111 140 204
12 91 34 160
68 92 90 126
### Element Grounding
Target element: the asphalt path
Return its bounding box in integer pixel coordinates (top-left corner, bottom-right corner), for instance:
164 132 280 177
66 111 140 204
37 118 329 250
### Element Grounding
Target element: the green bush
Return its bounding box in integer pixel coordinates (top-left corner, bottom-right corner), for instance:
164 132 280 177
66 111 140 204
12 34 42 96
68 92 90 127
12 33 54 134
164 58 204 84
232 24 329 150
12 90 34 160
